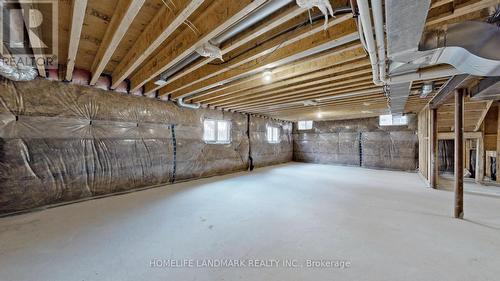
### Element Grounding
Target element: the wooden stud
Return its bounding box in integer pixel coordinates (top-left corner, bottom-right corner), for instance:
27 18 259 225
430 108 438 188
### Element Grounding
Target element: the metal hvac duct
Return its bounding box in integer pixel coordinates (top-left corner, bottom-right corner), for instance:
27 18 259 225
383 0 500 113
417 21 500 76
157 0 295 87
169 0 294 108
0 59 38 81
173 0 353 109
0 1 38 81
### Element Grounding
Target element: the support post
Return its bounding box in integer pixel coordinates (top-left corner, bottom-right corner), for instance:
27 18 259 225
430 108 438 188
454 89 464 219
476 135 484 184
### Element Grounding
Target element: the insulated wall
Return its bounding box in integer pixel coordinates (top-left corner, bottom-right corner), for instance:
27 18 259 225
249 116 293 168
293 117 418 171
0 78 291 214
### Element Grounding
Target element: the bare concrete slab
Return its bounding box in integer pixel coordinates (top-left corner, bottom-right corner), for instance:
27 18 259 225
1 163 499 281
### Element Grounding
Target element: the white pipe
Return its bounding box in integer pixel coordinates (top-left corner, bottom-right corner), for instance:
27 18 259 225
357 0 383 86
372 0 386 83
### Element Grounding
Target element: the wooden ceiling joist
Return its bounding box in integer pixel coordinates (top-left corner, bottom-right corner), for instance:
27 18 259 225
143 4 306 94
165 16 359 99
110 0 204 89
159 12 351 98
244 94 387 114
129 0 269 92
426 0 499 27
29 0 500 120
216 74 374 108
190 44 366 103
194 59 371 104
65 0 88 81
89 0 145 85
230 86 383 111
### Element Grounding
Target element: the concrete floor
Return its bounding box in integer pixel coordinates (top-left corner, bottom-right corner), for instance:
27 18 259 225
438 175 500 197
1 163 500 281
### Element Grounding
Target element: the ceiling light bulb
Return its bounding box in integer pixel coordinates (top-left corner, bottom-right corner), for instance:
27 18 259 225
262 70 272 83
317 111 322 118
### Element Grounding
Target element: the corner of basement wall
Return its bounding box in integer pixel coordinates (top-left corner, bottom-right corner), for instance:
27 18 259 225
292 116 419 171
0 78 292 214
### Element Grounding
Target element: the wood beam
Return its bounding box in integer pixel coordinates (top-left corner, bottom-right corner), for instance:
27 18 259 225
143 4 306 94
89 0 145 85
469 76 500 100
65 0 88 81
129 0 268 92
454 88 464 219
430 0 453 9
110 0 204 89
474 100 494 131
166 18 359 99
429 74 471 109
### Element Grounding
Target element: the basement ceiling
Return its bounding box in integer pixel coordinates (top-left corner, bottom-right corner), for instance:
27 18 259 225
23 0 500 121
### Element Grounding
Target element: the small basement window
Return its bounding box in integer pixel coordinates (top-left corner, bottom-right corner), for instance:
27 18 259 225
379 114 408 126
203 119 231 144
267 126 280 143
298 120 313 130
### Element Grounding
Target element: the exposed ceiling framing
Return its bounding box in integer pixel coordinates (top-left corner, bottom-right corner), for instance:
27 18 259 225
16 0 500 121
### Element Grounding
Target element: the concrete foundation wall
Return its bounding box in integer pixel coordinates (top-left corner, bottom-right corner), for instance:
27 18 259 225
0 78 292 213
293 117 418 171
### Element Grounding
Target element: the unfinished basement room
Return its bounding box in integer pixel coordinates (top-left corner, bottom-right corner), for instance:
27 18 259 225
1 0 500 280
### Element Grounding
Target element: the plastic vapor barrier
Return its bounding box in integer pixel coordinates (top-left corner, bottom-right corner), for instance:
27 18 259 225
293 116 418 171
250 116 293 168
0 78 291 214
